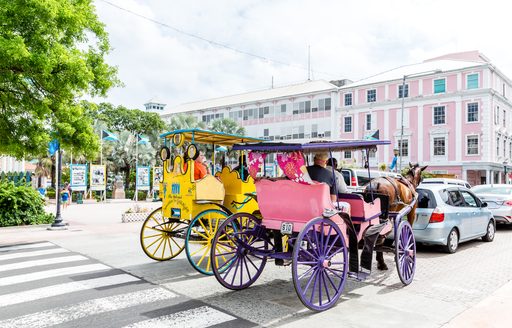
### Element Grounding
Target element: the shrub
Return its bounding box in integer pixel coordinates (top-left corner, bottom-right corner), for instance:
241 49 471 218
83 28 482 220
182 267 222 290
0 181 55 227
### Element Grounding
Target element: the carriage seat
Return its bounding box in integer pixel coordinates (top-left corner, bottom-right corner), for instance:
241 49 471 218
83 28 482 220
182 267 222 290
256 179 333 224
337 193 381 223
194 174 225 202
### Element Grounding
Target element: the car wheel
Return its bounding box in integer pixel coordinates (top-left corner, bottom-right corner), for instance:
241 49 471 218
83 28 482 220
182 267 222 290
443 228 459 253
482 220 495 242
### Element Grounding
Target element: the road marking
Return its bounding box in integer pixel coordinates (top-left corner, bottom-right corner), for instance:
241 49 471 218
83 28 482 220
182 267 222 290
123 305 237 328
0 273 140 307
0 242 55 252
0 255 88 272
0 248 69 261
0 263 110 286
0 288 178 328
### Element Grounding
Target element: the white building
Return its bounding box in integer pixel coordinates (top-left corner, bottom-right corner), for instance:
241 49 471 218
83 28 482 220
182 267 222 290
144 97 167 113
0 156 25 173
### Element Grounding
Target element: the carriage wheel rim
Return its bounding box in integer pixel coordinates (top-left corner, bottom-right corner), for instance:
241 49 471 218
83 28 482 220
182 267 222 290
140 208 186 261
211 213 267 290
185 209 228 275
293 218 348 311
396 221 416 285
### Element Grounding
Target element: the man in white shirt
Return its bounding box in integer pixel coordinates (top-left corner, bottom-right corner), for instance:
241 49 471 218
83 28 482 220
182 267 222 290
327 157 348 194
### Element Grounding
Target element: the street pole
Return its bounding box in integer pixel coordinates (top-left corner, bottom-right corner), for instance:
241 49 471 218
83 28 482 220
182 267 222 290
399 75 406 173
135 134 138 202
49 148 66 229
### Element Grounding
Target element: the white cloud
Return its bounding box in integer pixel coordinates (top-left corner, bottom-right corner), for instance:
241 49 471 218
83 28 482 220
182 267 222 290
93 0 512 109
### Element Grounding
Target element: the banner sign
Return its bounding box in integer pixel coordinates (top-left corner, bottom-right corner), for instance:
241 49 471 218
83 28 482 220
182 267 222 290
90 164 106 191
153 167 163 190
70 164 87 191
136 166 150 191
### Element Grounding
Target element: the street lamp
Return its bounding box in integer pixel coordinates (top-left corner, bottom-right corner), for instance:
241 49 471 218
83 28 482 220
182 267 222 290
398 69 442 171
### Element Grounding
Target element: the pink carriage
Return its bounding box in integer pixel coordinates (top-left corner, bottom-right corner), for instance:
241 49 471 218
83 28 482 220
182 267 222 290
210 140 417 311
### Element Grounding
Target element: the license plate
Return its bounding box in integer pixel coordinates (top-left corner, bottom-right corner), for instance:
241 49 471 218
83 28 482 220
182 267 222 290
280 222 293 235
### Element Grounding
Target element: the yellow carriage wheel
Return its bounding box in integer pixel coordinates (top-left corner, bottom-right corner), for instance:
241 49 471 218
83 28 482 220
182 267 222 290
184 209 229 275
140 207 187 261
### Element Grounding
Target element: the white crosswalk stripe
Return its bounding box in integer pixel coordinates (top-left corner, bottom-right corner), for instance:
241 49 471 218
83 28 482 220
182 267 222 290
0 273 139 307
124 305 237 328
0 288 178 328
0 263 110 286
0 248 69 261
0 242 55 252
0 254 88 272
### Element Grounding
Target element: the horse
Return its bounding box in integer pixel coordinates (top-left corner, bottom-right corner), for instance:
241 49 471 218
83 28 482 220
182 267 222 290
364 162 427 270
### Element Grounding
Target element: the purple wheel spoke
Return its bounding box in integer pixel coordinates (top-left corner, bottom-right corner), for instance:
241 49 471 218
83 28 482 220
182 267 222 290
217 242 236 250
297 261 317 265
299 246 318 261
245 254 260 271
318 269 323 306
321 270 331 303
319 222 325 254
329 261 345 265
239 254 244 286
324 234 340 256
303 267 319 293
216 251 236 257
221 254 239 279
324 269 340 293
305 233 320 258
242 256 253 282
309 270 320 304
230 255 241 286
217 253 237 271
323 224 333 254
326 267 345 279
298 265 316 280
326 246 345 260
313 226 321 256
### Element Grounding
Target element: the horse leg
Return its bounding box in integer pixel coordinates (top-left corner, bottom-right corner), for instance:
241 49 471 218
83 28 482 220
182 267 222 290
376 251 388 270
407 207 416 226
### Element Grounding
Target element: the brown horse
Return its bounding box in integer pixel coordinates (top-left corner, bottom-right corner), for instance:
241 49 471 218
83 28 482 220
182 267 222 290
364 163 427 270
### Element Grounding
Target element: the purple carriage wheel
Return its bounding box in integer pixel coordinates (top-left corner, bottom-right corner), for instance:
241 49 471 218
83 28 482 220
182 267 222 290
292 217 348 311
211 213 268 290
395 220 416 285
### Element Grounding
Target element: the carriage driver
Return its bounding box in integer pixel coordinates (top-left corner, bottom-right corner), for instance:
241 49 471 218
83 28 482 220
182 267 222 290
306 152 337 201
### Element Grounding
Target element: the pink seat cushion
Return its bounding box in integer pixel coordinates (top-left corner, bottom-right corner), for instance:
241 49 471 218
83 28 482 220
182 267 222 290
248 151 266 179
276 152 314 185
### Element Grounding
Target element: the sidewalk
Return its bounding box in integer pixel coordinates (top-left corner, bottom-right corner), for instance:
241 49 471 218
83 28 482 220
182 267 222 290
442 279 512 328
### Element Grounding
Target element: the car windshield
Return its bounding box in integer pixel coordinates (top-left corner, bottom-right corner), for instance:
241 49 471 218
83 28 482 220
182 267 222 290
472 185 512 195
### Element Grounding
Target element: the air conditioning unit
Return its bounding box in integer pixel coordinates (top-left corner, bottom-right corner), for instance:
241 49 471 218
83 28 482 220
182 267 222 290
318 133 325 138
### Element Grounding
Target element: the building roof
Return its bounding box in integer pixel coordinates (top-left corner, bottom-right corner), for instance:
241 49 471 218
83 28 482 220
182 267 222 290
343 51 489 89
161 79 338 116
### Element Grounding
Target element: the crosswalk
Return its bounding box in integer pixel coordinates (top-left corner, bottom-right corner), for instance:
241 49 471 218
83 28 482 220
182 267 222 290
0 242 252 328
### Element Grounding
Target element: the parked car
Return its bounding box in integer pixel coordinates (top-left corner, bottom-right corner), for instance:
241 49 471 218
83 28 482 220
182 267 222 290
412 184 495 253
341 168 402 192
471 184 512 224
421 178 471 189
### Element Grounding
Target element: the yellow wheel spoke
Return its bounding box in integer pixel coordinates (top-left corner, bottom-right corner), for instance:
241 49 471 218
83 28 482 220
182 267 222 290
192 229 210 240
190 243 209 256
196 245 210 266
208 216 213 234
144 226 167 233
143 233 164 239
161 236 168 259
170 236 183 250
146 235 164 249
205 248 212 272
198 219 209 235
167 236 173 257
152 237 165 257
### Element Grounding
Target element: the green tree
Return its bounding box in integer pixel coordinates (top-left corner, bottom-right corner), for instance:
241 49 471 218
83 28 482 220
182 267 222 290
209 118 245 135
166 113 206 131
0 0 119 158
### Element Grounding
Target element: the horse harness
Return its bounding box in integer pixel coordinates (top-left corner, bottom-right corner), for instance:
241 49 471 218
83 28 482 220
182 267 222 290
381 176 416 207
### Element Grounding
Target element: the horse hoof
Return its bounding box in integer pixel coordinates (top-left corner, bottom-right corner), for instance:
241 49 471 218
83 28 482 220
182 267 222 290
377 263 388 270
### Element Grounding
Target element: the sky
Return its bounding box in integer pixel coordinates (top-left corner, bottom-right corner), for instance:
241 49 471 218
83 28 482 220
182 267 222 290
93 0 512 111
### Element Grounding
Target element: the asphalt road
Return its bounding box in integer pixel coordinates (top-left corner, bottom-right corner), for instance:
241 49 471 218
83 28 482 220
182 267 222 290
1 202 512 327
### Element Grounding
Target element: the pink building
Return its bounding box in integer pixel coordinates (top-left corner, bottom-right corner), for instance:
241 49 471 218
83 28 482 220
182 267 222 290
339 51 511 186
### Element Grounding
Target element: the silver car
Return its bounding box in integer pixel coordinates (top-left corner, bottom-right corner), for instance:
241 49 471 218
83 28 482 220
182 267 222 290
471 184 512 225
413 184 495 253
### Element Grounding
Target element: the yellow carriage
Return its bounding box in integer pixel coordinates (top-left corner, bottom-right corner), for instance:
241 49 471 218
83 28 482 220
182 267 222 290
140 128 262 275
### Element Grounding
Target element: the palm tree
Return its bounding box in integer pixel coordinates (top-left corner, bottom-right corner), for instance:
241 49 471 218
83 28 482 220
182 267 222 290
166 114 206 131
34 157 53 188
209 118 245 135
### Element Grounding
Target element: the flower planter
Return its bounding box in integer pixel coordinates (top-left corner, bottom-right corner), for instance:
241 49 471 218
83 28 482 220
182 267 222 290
121 212 148 223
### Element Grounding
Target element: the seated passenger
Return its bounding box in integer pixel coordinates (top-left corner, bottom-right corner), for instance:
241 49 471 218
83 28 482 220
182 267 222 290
183 151 209 180
306 152 336 201
233 154 249 180
326 157 348 193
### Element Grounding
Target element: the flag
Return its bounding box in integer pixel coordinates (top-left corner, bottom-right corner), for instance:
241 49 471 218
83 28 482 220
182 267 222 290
101 130 118 142
365 129 379 140
48 139 59 156
137 134 150 145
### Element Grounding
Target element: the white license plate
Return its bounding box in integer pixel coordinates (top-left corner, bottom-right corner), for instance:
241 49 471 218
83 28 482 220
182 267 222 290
280 222 293 235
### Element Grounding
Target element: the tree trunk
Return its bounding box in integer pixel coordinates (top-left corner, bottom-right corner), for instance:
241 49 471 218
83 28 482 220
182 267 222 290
124 165 131 190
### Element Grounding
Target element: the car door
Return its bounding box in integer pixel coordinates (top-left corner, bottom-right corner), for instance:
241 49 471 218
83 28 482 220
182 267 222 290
446 189 472 240
459 189 487 236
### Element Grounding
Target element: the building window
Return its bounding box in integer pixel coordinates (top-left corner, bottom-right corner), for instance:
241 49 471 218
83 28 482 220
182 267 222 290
495 106 500 125
398 139 408 157
467 73 479 89
433 106 446 125
398 84 409 98
366 113 372 130
344 93 352 106
344 151 352 159
503 109 506 127
467 135 479 155
467 103 479 122
281 104 287 115
497 136 500 156
344 116 352 133
367 89 376 103
434 78 446 93
433 137 446 156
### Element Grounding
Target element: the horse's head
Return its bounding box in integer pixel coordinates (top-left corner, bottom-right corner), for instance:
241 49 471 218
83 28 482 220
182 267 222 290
406 162 428 188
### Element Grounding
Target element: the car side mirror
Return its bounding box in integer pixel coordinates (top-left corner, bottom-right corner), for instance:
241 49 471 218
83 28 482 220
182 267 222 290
481 202 488 208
